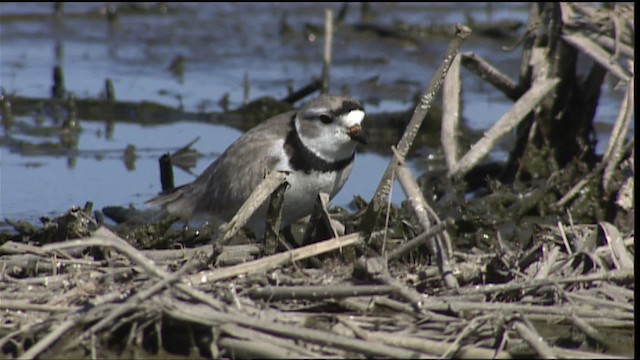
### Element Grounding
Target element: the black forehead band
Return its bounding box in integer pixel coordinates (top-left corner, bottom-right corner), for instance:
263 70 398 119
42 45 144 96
304 100 364 120
331 100 364 117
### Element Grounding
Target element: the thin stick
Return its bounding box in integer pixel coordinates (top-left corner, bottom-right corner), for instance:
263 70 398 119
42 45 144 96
247 284 395 301
187 232 364 284
602 72 634 192
264 180 288 254
387 218 453 261
321 9 333 94
442 315 492 358
448 269 634 296
360 24 471 239
217 171 288 244
392 149 458 289
460 52 522 100
561 32 631 82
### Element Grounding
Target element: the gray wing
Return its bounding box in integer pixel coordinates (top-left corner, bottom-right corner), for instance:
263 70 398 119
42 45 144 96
148 111 294 220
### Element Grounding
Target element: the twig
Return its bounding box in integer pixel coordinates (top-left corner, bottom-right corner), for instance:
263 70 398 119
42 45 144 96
446 269 634 296
247 284 395 301
187 232 364 284
360 24 472 239
460 52 522 100
602 72 634 192
217 171 288 244
557 221 573 255
421 298 633 321
561 31 631 82
392 149 458 289
448 77 560 178
356 256 425 312
441 53 461 171
442 314 492 359
302 192 338 246
321 9 333 94
387 218 453 261
264 179 288 254
0 301 80 313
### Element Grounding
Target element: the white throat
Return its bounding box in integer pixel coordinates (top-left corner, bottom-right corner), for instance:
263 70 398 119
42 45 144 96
295 117 357 163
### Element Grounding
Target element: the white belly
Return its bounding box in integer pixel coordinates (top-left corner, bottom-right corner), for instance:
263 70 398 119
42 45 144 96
281 164 353 223
245 164 353 234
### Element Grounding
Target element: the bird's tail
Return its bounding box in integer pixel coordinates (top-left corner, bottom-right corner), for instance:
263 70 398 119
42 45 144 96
146 185 195 218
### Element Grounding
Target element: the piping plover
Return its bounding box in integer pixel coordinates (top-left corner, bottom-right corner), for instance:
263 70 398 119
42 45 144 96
147 94 366 235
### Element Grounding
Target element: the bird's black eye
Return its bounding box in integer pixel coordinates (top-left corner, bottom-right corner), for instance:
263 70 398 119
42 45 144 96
319 114 333 124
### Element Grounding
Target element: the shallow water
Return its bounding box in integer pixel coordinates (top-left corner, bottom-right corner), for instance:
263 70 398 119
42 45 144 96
0 2 627 227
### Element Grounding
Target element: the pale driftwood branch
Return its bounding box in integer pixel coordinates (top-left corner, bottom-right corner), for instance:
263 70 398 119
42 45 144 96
562 32 631 82
218 171 289 244
441 53 461 170
460 52 522 100
585 31 634 60
448 77 560 178
361 24 471 239
187 232 364 284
